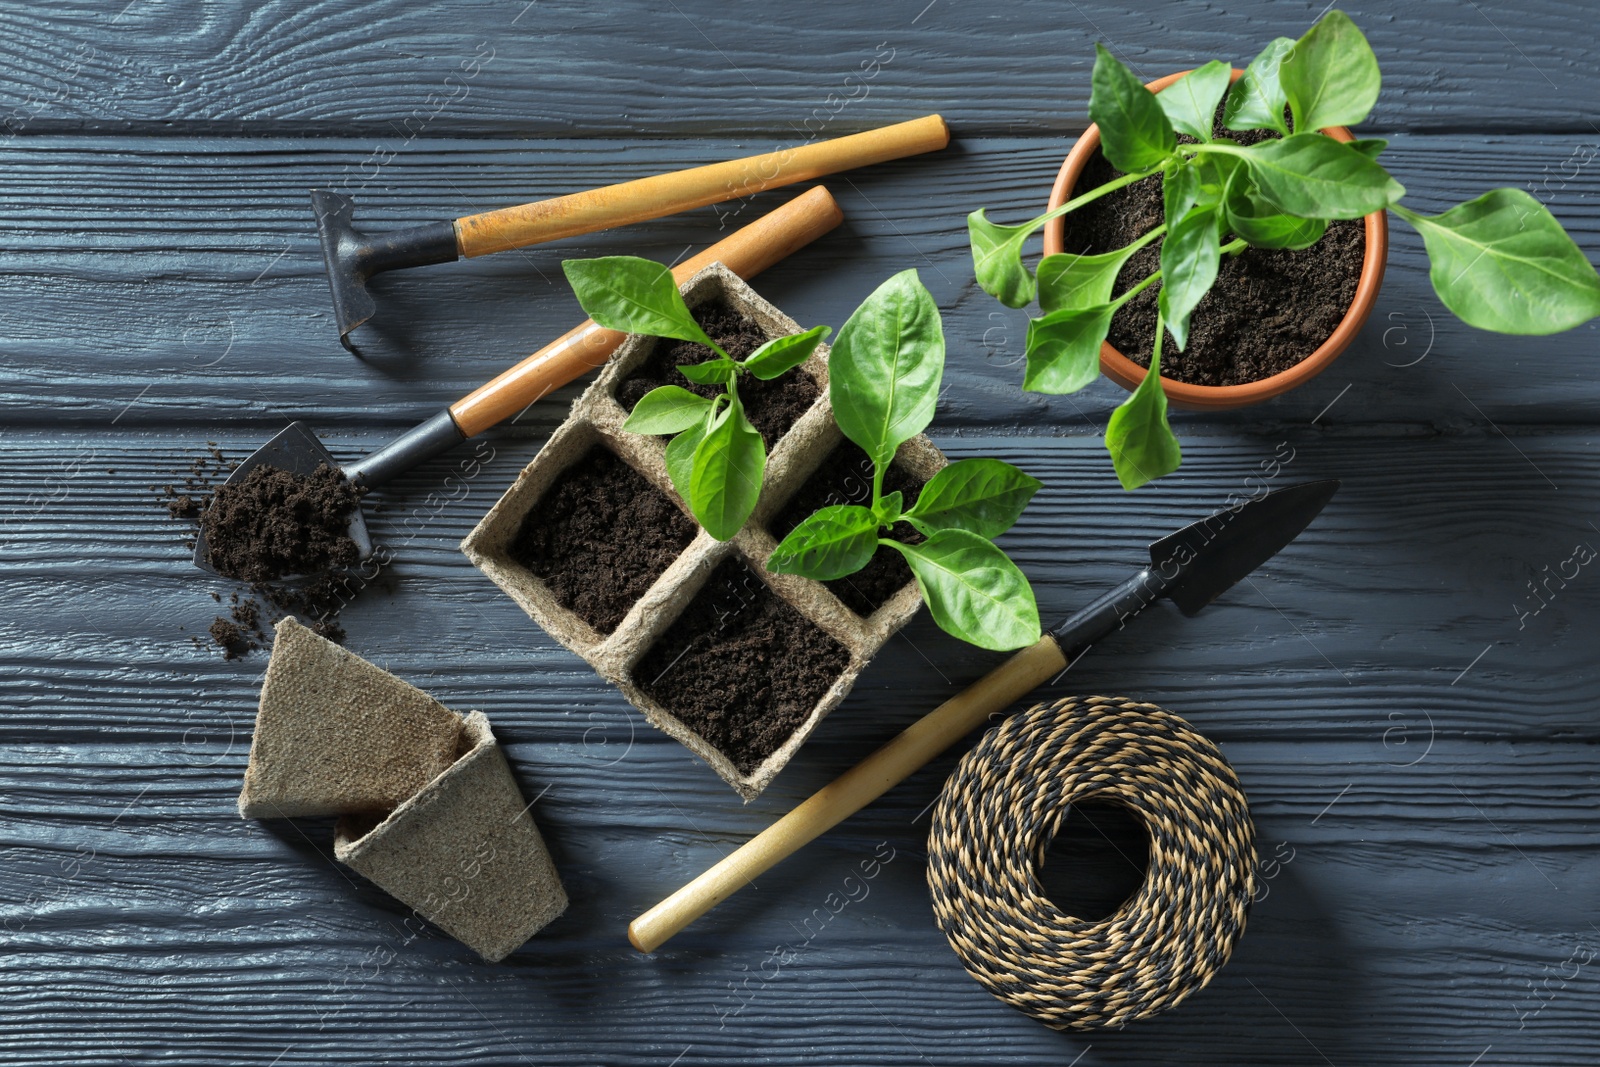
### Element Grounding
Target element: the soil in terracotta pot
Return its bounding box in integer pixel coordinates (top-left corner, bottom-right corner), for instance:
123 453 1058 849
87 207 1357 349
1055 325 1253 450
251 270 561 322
1062 109 1365 387
635 557 850 775
616 299 819 447
507 445 696 634
769 442 925 617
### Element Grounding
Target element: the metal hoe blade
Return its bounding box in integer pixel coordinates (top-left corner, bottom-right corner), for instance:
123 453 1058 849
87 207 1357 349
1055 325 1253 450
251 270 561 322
1150 479 1340 616
191 421 372 575
311 189 461 351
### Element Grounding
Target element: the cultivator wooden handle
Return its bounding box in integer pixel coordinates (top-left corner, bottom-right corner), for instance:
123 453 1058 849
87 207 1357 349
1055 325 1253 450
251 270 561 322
454 115 948 257
626 635 1070 954
448 184 844 436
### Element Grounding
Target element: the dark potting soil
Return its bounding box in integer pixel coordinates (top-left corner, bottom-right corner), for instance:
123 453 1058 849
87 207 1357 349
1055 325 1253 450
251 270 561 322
1060 110 1365 386
160 450 364 657
203 463 362 583
635 557 850 775
616 300 819 447
507 446 697 634
769 442 926 617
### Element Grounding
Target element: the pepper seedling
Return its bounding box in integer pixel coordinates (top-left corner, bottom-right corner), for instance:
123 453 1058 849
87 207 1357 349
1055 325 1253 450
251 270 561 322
562 256 829 540
969 8 1600 490
767 270 1043 652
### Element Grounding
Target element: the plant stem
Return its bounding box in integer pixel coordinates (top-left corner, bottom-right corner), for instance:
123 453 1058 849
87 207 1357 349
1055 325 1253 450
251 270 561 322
1151 308 1164 370
1024 166 1163 234
1111 238 1249 310
1111 269 1163 309
1125 223 1167 255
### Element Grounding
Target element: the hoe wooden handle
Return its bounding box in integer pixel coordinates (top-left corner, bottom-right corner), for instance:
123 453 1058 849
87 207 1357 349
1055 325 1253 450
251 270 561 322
626 635 1069 954
449 185 843 437
453 115 947 258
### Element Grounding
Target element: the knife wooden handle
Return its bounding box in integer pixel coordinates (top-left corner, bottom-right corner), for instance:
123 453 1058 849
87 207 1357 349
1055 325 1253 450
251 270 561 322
627 634 1068 954
448 186 843 437
453 115 947 257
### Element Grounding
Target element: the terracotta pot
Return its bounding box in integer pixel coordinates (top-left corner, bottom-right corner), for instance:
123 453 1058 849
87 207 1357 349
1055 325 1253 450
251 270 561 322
1042 67 1388 409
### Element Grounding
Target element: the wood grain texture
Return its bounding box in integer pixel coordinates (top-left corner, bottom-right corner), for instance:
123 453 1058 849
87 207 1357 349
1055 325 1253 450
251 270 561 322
0 135 1597 431
0 0 1596 135
2 1 1598 1064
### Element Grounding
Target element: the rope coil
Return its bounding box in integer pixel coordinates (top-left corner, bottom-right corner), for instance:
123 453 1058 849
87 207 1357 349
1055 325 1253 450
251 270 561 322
927 695 1255 1031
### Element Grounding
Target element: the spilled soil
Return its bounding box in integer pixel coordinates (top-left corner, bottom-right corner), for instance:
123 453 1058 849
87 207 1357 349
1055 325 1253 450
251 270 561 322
160 448 369 658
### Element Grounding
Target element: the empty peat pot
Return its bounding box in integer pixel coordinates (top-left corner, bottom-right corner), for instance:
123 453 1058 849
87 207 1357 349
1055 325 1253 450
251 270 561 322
1044 67 1389 409
238 618 567 961
463 263 947 799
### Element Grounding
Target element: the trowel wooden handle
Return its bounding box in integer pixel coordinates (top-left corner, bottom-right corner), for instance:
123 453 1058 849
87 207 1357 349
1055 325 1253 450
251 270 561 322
627 634 1069 954
453 115 947 258
449 185 844 437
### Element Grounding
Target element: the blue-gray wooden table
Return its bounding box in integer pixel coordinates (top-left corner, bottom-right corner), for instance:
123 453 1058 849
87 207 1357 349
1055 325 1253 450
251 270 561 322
2 2 1596 1064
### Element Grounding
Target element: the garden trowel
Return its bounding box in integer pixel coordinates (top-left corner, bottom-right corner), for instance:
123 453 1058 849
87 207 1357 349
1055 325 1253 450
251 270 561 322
628 478 1341 951
193 186 845 576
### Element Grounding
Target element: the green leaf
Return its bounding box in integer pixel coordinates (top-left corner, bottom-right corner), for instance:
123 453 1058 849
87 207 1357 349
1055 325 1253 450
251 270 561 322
1158 204 1222 350
1223 167 1328 250
1346 137 1388 161
678 359 737 386
1394 190 1600 335
562 256 722 352
830 269 945 469
1280 9 1381 132
968 209 1039 309
1228 133 1404 219
1089 43 1177 173
743 325 831 380
1037 246 1140 313
886 530 1040 651
766 504 879 581
1193 152 1246 211
622 385 714 435
1224 37 1294 135
664 412 711 500
875 491 904 526
1023 304 1113 394
903 458 1042 539
1163 161 1201 225
1105 326 1182 490
1156 60 1231 141
689 395 766 540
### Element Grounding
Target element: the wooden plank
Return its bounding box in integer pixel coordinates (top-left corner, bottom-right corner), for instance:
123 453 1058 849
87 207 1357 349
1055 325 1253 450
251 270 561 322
4 2 1598 1061
2 429 1594 743
0 135 1597 430
0 1 1596 135
0 741 1595 1066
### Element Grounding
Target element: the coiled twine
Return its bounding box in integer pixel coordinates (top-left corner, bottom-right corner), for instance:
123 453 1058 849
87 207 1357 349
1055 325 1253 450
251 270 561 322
927 696 1255 1030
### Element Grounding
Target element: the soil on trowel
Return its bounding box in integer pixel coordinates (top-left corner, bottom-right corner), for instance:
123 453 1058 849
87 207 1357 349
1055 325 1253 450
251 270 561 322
635 557 850 775
769 442 926 617
616 299 819 447
508 446 697 634
1061 107 1365 386
203 464 361 583
159 448 371 658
